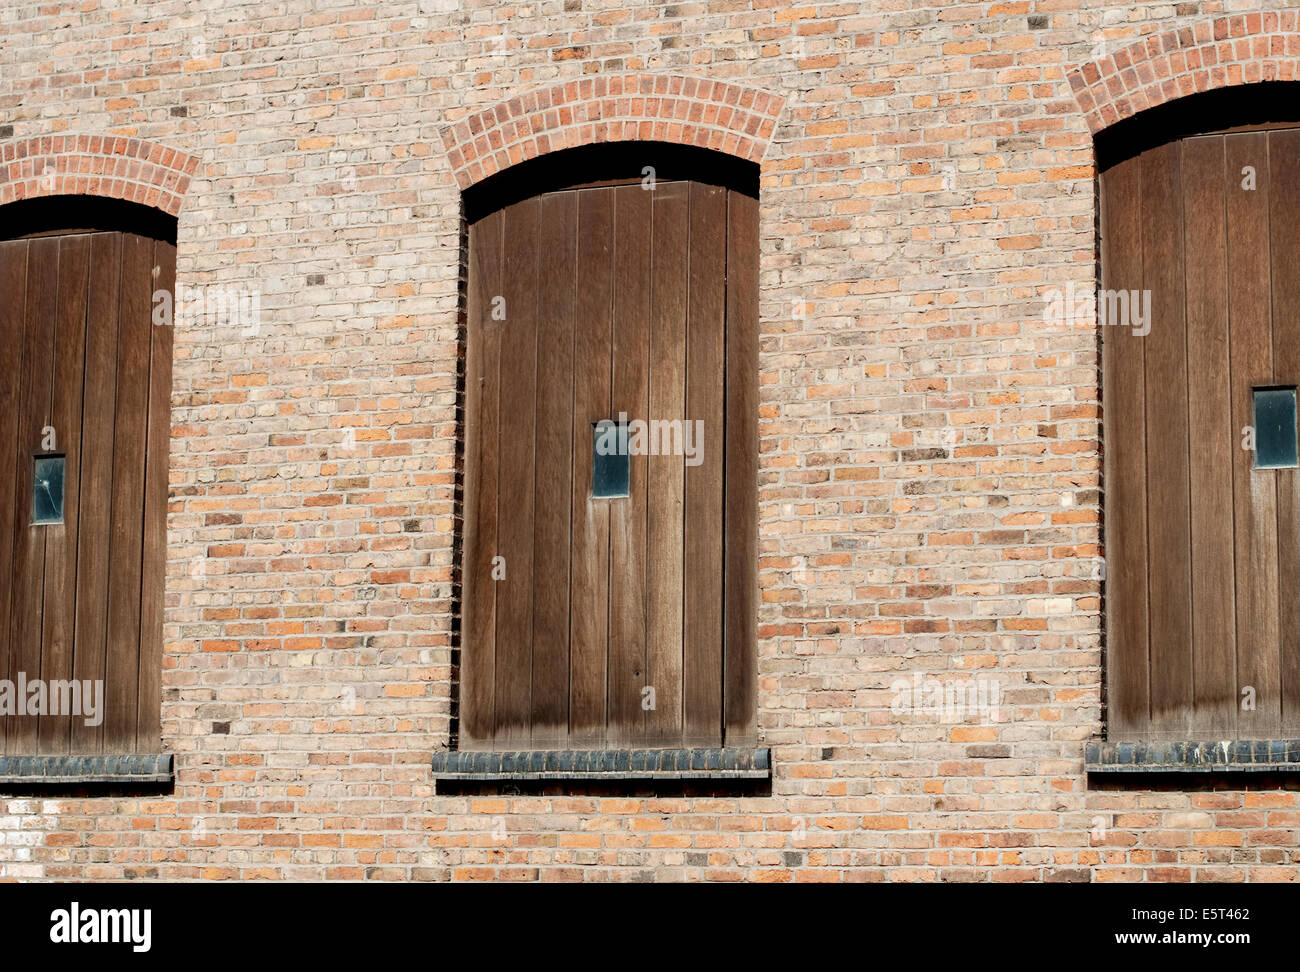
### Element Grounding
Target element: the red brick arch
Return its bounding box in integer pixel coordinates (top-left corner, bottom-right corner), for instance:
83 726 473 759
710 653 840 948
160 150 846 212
1068 12 1300 135
442 74 785 190
0 134 198 216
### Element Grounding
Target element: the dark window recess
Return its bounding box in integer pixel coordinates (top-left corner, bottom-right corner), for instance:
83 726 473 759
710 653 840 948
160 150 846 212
1254 387 1298 469
592 421 630 498
32 455 65 524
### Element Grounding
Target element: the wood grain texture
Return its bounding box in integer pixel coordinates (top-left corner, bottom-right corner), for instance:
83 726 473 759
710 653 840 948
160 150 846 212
723 190 759 744
1269 129 1300 736
102 233 152 753
530 190 577 745
608 184 652 744
137 239 174 752
38 235 90 754
568 188 614 744
645 181 688 744
0 229 168 755
1226 131 1281 739
71 232 123 755
1181 135 1237 736
461 209 503 748
1098 132 1300 740
492 197 540 745
461 180 753 750
8 237 58 753
0 240 29 753
1140 143 1193 738
683 183 727 747
1101 155 1151 737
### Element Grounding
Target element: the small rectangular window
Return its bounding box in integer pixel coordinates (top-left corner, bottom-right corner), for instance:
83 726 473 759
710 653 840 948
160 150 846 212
592 421 630 498
1254 387 1298 469
32 455 65 525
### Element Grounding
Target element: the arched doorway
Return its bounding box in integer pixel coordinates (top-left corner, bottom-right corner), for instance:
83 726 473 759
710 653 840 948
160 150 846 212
1100 83 1300 741
458 143 759 751
0 196 175 756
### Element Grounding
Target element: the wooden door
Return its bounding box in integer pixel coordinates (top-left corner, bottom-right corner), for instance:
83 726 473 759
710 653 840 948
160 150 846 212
1102 128 1300 739
461 180 757 751
0 231 173 755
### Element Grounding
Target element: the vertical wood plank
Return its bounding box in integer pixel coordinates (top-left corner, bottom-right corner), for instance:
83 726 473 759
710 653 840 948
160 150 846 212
530 191 577 746
8 237 58 753
645 181 688 744
461 210 503 749
39 235 91 754
723 190 759 745
0 240 29 753
1141 143 1194 738
1268 128 1300 736
492 197 540 745
1228 132 1281 739
569 189 614 745
684 183 726 747
72 232 122 755
1100 155 1150 738
608 183 652 744
137 240 174 752
1181 136 1237 736
103 233 152 753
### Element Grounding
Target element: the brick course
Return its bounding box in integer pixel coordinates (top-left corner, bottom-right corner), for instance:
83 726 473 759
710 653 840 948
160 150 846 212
0 0 1296 882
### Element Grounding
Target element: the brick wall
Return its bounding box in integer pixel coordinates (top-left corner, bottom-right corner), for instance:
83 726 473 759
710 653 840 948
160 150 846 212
0 0 1296 882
